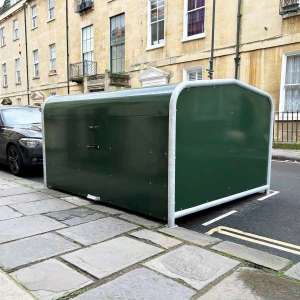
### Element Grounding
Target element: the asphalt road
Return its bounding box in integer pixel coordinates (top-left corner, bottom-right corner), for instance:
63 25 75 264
179 160 300 262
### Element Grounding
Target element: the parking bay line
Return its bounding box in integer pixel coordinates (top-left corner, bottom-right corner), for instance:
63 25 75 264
257 190 280 201
207 226 300 256
202 210 238 227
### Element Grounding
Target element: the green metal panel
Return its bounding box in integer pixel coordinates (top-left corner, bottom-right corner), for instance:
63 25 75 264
44 86 174 220
175 84 272 212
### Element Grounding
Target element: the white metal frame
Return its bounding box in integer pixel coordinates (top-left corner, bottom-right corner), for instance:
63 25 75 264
147 0 166 50
42 101 47 187
182 0 206 42
279 51 300 113
167 79 274 227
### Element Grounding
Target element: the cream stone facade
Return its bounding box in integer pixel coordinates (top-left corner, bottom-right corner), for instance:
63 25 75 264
0 0 300 112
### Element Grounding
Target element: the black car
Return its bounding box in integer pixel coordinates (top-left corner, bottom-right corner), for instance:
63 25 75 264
0 106 43 175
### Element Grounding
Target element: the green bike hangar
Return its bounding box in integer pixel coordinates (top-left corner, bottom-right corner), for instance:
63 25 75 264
42 79 274 227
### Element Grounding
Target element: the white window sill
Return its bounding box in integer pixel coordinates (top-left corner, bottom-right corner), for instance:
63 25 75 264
276 112 300 121
32 76 40 80
146 43 165 51
15 82 21 86
182 33 205 42
31 26 38 31
13 38 19 42
0 44 6 48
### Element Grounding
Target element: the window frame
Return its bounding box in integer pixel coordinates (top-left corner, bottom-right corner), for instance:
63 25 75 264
184 66 203 81
33 49 39 78
48 0 55 21
280 51 300 114
2 63 8 88
0 27 5 47
49 44 56 72
183 0 206 41
15 58 21 85
12 19 19 41
110 13 125 74
31 5 38 29
81 25 94 76
147 0 165 50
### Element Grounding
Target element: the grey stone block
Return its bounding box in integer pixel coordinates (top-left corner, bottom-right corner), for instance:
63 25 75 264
12 259 93 300
87 204 124 215
212 241 291 271
0 206 22 220
0 233 80 270
130 229 182 249
74 267 195 300
159 226 221 246
144 245 239 290
0 270 34 300
198 267 300 300
11 198 76 215
0 192 49 206
0 215 66 243
285 263 300 281
60 196 93 206
0 186 34 197
62 236 163 279
119 213 162 229
46 207 105 226
58 217 138 245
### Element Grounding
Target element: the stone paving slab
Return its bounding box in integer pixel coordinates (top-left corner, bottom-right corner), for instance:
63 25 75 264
198 267 300 300
0 233 80 271
10 198 76 215
144 245 239 290
0 187 35 199
159 226 221 247
60 196 93 206
62 236 163 279
0 270 34 300
46 207 105 226
285 263 300 281
0 192 53 206
58 217 138 245
0 206 22 220
0 215 66 243
86 204 124 215
118 213 162 229
130 229 182 249
38 188 70 198
74 267 195 300
12 259 93 300
212 241 291 271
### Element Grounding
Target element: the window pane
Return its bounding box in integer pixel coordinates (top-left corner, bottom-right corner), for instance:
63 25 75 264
158 20 164 42
285 86 300 112
188 8 205 36
157 6 164 20
151 23 158 45
151 9 157 22
286 55 300 85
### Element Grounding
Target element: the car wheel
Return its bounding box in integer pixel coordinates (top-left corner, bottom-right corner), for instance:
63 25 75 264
7 145 24 176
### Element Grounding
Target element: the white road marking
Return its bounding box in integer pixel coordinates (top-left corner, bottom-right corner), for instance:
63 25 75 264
257 190 280 201
202 210 237 227
207 226 300 256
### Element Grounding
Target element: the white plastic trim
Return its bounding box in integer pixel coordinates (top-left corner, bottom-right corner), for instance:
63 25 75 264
41 101 47 187
167 79 273 227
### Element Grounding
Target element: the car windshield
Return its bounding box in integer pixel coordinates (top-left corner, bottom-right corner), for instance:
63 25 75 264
2 108 41 126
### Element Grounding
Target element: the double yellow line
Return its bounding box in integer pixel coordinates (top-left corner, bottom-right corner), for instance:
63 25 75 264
207 226 300 256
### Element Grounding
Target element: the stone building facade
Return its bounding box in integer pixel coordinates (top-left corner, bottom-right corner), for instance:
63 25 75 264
0 0 300 112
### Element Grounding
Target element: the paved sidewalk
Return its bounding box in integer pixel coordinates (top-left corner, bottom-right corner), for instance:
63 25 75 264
272 148 300 162
0 170 299 299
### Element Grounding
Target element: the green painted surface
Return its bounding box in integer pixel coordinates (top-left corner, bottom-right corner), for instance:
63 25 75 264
175 84 272 212
44 86 174 220
44 82 272 221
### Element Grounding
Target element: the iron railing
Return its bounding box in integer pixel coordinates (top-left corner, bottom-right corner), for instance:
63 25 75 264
69 61 97 82
280 0 299 15
273 111 300 143
75 0 94 13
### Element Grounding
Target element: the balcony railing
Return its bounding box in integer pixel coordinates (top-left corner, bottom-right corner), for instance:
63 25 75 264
75 0 94 14
280 0 299 15
69 61 97 82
